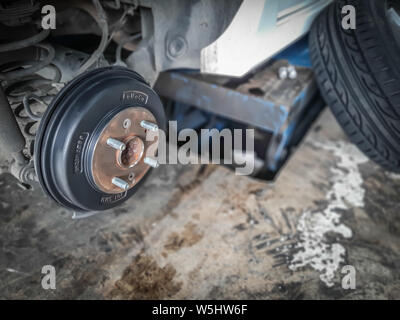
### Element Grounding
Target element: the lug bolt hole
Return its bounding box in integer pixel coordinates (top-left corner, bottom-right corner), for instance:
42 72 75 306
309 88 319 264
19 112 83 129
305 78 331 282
123 118 131 129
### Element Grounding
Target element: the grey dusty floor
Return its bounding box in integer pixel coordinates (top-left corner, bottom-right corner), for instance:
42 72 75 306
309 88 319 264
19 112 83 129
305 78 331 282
0 109 400 300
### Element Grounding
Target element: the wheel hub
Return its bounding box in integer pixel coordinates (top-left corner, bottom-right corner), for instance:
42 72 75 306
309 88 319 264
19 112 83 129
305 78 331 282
34 66 166 212
91 107 158 194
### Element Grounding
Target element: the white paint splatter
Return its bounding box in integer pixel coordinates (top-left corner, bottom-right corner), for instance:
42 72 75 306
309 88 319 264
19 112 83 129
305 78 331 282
289 140 368 287
6 268 28 275
386 172 400 180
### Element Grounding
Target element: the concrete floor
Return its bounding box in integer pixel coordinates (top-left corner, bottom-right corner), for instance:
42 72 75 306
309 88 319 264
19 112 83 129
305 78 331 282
1 109 399 299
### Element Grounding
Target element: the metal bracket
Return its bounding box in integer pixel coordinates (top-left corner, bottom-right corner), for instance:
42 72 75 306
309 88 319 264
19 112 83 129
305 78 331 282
154 58 318 170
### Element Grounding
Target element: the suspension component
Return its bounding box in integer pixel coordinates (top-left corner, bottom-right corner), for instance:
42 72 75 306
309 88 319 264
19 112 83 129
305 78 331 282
0 19 59 176
34 67 165 212
0 85 25 154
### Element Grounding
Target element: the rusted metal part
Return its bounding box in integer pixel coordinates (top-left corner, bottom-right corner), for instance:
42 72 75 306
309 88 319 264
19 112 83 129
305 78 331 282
120 136 145 168
236 60 318 168
236 60 315 111
154 72 287 133
91 107 158 194
155 60 315 132
154 60 318 170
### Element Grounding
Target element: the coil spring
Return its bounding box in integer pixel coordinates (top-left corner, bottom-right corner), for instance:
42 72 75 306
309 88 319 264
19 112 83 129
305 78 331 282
0 26 61 156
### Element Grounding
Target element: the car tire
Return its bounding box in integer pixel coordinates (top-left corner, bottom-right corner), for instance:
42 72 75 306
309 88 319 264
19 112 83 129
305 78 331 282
309 0 400 172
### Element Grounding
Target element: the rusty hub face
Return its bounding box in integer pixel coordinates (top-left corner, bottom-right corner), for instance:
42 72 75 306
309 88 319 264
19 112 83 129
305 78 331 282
91 107 158 194
120 136 145 168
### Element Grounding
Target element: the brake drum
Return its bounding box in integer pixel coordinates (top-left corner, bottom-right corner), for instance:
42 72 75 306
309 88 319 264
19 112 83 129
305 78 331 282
34 67 165 212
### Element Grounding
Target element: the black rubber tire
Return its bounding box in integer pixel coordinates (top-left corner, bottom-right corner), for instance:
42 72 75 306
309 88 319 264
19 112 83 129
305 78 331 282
309 0 400 172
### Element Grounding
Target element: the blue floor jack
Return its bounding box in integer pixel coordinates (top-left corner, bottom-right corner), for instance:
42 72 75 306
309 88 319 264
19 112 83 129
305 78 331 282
154 36 325 180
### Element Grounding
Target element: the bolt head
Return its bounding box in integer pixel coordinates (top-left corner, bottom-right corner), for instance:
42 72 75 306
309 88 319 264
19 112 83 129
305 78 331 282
279 67 288 80
287 66 297 79
167 36 188 60
288 70 297 79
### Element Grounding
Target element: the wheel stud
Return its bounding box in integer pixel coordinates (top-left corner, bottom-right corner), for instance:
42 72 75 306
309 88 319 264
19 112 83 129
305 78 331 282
112 177 130 191
144 157 159 168
287 66 297 79
107 138 126 151
140 120 158 131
